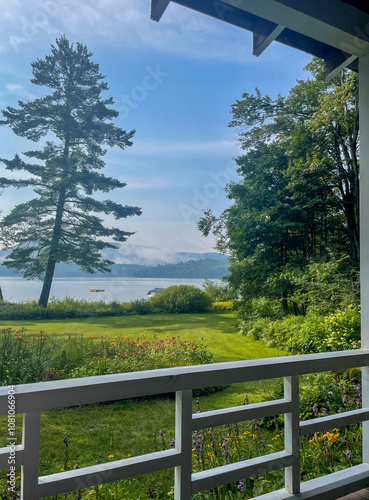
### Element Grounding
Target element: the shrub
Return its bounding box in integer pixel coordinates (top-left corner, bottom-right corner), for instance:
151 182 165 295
211 300 234 311
203 278 237 302
149 285 212 313
242 305 361 354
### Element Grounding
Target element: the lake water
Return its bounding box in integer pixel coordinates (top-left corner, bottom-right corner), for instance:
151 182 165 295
0 277 209 303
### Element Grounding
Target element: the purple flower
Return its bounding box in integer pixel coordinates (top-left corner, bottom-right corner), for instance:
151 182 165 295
221 438 229 458
260 435 266 449
237 481 246 494
346 450 355 466
193 434 202 466
312 405 318 417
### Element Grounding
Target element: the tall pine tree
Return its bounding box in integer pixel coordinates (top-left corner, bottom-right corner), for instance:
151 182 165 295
0 36 141 306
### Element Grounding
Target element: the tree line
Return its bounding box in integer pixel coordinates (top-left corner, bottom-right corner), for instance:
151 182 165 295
198 59 360 311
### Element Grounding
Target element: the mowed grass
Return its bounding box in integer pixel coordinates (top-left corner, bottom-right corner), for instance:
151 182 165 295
0 312 282 363
0 313 285 498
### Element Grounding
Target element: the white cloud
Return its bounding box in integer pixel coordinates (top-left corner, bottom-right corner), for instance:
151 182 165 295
4 83 37 101
0 0 23 22
25 0 255 63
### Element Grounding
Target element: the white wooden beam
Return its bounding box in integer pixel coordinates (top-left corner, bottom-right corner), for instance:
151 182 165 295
220 0 369 58
151 0 170 22
325 53 357 81
359 53 369 465
253 22 285 57
191 450 292 493
192 398 291 430
284 376 300 494
300 408 369 436
174 390 192 500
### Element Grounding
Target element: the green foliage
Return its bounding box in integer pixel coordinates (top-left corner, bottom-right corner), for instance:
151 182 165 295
241 305 360 354
198 60 360 307
203 278 236 301
288 256 359 315
0 327 213 386
0 36 140 306
211 301 235 311
0 296 155 320
149 285 212 313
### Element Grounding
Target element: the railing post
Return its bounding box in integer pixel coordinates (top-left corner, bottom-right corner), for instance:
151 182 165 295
174 390 193 499
21 411 41 500
359 53 369 465
284 375 300 494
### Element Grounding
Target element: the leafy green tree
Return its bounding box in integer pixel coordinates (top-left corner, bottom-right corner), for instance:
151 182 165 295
198 60 358 306
0 36 141 307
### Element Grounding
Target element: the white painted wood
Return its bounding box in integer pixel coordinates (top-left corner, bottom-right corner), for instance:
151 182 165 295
1 350 368 414
253 24 285 57
174 390 192 500
325 54 357 82
360 53 369 465
0 445 24 469
21 411 41 500
220 0 369 58
192 398 291 430
252 463 369 500
191 450 292 493
38 449 180 497
151 0 170 22
1 349 368 498
300 408 369 436
284 376 300 494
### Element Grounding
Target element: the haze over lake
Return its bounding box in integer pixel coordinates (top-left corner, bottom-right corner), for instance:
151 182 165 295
0 277 208 303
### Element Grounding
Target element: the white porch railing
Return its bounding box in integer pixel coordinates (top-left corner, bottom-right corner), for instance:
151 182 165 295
1 350 369 499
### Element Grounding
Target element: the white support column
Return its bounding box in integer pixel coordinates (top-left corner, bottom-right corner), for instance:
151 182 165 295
359 53 369 464
21 411 41 500
284 375 300 494
174 390 193 499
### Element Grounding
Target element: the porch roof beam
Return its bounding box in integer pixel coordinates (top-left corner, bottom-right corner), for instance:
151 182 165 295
151 0 171 22
324 52 358 81
253 20 285 57
220 0 369 58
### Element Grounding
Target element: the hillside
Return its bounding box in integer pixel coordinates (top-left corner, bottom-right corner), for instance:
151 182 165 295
0 256 229 279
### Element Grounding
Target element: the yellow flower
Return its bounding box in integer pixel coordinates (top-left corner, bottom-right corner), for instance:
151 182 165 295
323 431 339 445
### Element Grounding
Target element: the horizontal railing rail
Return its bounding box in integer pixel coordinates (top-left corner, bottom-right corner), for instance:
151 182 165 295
1 349 369 499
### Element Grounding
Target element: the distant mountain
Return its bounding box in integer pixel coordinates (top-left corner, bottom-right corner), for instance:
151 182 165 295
123 258 229 279
0 250 229 279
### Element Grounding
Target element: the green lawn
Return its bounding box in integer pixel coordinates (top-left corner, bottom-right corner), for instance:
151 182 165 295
1 312 286 498
1 312 283 363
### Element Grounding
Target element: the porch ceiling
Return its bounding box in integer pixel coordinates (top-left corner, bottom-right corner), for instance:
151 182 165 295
150 0 369 80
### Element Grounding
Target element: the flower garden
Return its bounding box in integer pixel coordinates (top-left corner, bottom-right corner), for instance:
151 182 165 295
0 313 364 499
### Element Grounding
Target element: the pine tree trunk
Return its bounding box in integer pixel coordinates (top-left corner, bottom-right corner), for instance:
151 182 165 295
38 187 67 307
38 129 70 308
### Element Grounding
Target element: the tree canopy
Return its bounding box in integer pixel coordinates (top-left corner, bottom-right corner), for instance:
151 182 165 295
0 36 141 306
198 59 359 308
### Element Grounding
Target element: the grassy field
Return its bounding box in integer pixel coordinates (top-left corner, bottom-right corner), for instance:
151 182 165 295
0 312 282 363
1 312 286 498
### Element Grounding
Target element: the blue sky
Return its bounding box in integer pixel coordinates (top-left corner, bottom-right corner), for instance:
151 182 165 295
0 0 311 264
